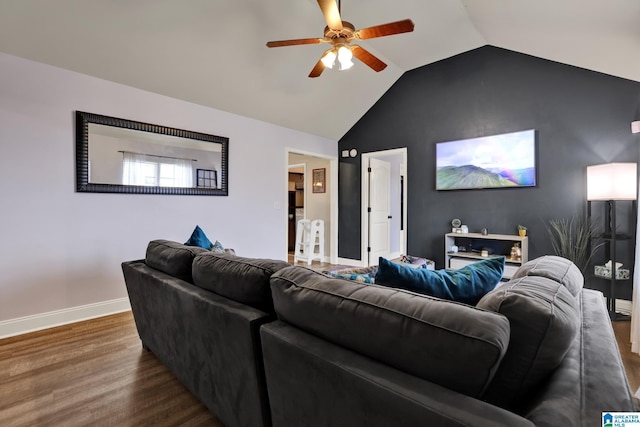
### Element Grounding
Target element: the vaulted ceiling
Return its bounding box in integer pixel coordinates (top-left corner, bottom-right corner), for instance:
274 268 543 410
0 0 638 140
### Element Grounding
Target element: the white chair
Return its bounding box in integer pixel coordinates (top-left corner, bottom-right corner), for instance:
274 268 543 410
294 219 324 265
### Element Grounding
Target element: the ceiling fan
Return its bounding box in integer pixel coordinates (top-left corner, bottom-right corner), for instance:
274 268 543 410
266 0 415 78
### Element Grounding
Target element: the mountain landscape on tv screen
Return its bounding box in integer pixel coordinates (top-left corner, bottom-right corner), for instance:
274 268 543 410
437 165 535 190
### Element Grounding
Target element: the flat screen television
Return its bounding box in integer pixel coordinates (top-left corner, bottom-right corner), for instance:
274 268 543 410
435 129 536 191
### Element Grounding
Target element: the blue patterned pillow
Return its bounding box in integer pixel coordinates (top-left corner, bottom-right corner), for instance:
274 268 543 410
184 225 213 250
327 271 376 284
375 256 504 305
211 240 225 253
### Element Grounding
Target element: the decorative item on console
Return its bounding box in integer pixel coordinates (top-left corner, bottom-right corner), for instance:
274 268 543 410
451 218 469 233
517 224 527 237
451 218 469 234
510 242 522 261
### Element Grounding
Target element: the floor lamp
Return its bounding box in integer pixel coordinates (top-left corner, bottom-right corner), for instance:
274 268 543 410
587 162 637 318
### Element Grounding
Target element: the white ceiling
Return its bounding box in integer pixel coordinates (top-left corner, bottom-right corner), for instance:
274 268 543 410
0 0 638 140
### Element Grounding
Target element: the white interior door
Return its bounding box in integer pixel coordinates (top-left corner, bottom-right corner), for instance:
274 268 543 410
368 158 391 265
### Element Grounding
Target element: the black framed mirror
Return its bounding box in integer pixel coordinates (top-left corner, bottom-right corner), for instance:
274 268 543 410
76 111 228 195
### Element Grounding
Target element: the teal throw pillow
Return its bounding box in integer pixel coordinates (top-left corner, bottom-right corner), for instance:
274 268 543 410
184 225 213 250
375 256 505 305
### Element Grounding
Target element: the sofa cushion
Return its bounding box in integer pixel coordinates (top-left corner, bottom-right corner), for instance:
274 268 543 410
511 255 583 297
270 266 511 398
375 256 504 305
192 252 290 313
145 239 207 283
476 275 580 409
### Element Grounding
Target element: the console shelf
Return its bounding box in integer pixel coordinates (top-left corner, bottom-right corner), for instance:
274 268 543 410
444 232 528 279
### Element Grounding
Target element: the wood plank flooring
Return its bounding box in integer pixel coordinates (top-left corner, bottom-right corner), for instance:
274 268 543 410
287 252 334 270
0 312 222 427
612 319 640 396
2 310 639 426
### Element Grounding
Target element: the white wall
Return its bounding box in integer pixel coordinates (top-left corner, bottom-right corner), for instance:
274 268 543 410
0 52 336 327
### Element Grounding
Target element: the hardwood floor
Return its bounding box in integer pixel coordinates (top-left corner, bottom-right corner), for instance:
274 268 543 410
2 310 639 426
287 252 334 270
612 319 640 397
0 312 222 427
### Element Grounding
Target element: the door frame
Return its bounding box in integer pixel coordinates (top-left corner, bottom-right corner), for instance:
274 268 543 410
361 148 408 266
285 148 339 264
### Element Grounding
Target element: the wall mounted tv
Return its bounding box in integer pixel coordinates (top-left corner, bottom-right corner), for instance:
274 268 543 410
436 129 536 191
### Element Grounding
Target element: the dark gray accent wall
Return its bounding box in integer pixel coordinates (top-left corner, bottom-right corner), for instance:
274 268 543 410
338 46 640 298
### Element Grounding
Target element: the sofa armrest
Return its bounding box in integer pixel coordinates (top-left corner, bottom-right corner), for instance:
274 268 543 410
122 259 274 427
523 289 637 426
261 321 535 427
580 290 637 415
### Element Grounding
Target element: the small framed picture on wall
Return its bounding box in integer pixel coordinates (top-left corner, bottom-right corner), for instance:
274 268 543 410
312 168 326 193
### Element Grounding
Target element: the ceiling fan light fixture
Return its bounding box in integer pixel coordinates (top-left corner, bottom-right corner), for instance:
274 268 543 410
266 1 415 78
321 50 337 68
337 46 353 70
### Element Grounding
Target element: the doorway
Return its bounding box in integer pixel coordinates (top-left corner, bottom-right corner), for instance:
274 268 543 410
361 148 408 266
286 150 338 265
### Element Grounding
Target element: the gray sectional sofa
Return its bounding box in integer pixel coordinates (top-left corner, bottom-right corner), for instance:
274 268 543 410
122 240 289 427
122 241 637 427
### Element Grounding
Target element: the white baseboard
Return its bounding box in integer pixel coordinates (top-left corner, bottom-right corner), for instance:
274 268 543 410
336 257 366 267
0 297 131 339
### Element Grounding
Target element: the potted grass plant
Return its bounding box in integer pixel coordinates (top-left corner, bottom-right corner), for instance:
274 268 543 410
545 216 603 274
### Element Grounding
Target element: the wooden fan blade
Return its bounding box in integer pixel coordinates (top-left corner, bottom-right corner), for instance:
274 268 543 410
266 38 325 48
309 58 326 78
355 19 414 40
351 45 387 72
317 0 343 30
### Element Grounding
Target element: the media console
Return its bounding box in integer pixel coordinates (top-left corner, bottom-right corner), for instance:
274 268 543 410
444 232 529 279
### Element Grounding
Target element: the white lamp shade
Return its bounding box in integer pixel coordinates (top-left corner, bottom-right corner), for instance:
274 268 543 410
321 50 336 69
337 46 354 70
587 162 637 201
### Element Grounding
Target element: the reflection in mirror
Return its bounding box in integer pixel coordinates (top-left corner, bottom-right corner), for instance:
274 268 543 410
76 111 228 195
